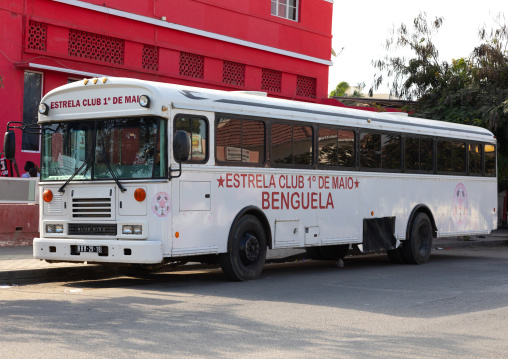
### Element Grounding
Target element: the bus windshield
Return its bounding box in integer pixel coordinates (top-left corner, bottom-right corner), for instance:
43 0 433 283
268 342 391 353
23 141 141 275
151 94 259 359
41 117 167 181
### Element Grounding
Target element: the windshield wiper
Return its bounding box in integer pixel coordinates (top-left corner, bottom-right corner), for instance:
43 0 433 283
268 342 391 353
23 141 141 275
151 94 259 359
58 155 92 193
99 141 126 193
58 129 97 193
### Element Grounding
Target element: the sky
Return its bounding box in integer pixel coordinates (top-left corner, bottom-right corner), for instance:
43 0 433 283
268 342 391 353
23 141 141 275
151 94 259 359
328 0 506 96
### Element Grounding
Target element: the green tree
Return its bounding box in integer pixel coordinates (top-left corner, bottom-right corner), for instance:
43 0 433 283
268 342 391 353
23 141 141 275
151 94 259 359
372 13 508 188
371 12 445 101
329 81 350 97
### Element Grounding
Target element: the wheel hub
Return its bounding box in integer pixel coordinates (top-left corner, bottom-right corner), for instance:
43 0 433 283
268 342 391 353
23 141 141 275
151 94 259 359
239 233 260 264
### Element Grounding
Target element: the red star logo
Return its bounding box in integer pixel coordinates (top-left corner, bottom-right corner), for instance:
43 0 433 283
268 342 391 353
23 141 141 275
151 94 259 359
158 196 169 208
217 175 225 188
354 179 360 188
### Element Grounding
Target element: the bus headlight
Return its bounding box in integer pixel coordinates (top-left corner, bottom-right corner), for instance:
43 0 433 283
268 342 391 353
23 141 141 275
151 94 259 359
46 224 64 234
38 103 49 115
139 95 150 108
122 225 142 235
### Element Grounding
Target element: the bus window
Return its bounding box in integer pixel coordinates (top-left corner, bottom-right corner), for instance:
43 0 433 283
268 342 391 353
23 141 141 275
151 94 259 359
216 117 265 165
405 137 419 171
271 123 313 166
405 136 433 172
360 132 400 170
437 140 466 173
484 144 496 177
174 116 208 163
94 117 163 179
41 122 94 180
420 138 434 172
318 127 355 168
381 134 401 170
469 143 482 175
360 132 381 168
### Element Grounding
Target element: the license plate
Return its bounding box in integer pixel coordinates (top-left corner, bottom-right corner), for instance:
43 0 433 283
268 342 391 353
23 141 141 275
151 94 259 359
76 245 102 254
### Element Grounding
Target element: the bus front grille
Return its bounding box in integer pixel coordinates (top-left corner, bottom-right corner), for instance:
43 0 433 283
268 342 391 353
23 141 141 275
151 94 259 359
68 223 117 235
72 198 112 218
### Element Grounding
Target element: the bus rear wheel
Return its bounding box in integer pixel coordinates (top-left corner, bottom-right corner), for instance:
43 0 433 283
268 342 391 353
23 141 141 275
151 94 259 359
219 215 267 281
402 212 433 264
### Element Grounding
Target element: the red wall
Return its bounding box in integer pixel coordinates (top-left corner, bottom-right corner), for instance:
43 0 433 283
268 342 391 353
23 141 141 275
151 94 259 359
0 204 39 246
0 0 333 174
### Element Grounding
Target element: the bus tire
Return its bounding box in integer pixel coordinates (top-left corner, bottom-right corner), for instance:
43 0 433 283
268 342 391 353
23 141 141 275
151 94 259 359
319 244 349 260
219 215 267 281
402 212 433 264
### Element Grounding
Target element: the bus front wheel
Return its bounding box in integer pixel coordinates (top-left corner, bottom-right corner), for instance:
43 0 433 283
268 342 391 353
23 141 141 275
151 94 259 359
402 212 433 264
219 215 267 281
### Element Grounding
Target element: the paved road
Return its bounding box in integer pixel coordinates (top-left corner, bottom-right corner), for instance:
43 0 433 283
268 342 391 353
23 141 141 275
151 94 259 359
1 246 508 358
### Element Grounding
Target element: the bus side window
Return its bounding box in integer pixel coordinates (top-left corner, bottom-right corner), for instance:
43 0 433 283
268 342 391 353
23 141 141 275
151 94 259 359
271 122 313 166
318 127 355 168
174 116 208 163
437 140 466 174
420 138 434 172
484 144 496 177
469 143 482 175
381 134 401 170
360 132 400 170
405 136 433 173
216 117 265 165
360 132 381 169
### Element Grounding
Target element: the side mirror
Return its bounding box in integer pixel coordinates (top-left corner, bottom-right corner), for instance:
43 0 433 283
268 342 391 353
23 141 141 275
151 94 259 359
3 131 15 160
173 130 190 163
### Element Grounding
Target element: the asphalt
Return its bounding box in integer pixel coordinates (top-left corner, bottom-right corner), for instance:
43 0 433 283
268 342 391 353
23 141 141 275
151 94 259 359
1 230 508 285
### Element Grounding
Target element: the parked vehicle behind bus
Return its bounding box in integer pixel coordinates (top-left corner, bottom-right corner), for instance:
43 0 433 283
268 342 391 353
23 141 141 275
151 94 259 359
3 77 498 280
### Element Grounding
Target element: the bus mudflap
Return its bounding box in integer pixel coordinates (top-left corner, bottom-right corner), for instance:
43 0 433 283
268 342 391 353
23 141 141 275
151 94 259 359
362 217 397 253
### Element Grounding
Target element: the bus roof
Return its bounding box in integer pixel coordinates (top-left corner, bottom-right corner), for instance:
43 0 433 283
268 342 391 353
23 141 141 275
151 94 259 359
39 77 495 142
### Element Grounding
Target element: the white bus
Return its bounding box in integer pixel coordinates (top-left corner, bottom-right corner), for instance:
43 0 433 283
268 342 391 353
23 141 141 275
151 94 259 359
4 77 497 281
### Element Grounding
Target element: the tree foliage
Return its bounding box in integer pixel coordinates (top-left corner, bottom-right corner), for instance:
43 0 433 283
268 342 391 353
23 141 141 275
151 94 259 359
329 81 365 98
329 81 350 97
373 13 508 189
372 12 445 100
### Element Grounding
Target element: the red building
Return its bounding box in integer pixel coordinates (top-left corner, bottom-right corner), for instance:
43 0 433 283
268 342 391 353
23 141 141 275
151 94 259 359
0 0 334 172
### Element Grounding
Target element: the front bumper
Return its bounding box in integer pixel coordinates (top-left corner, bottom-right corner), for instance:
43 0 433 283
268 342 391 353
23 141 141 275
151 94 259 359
33 238 163 264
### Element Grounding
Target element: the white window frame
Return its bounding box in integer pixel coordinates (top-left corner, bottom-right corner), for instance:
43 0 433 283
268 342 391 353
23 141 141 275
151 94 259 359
271 0 299 22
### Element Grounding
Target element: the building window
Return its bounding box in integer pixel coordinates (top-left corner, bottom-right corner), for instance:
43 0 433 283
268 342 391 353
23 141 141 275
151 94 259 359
179 52 204 79
27 21 47 51
296 75 316 98
223 61 245 87
142 44 159 71
262 69 282 93
22 72 42 152
68 29 124 65
271 0 298 21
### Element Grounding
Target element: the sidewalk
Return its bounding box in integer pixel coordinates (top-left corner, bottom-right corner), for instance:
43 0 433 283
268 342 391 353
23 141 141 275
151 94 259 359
1 230 508 284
